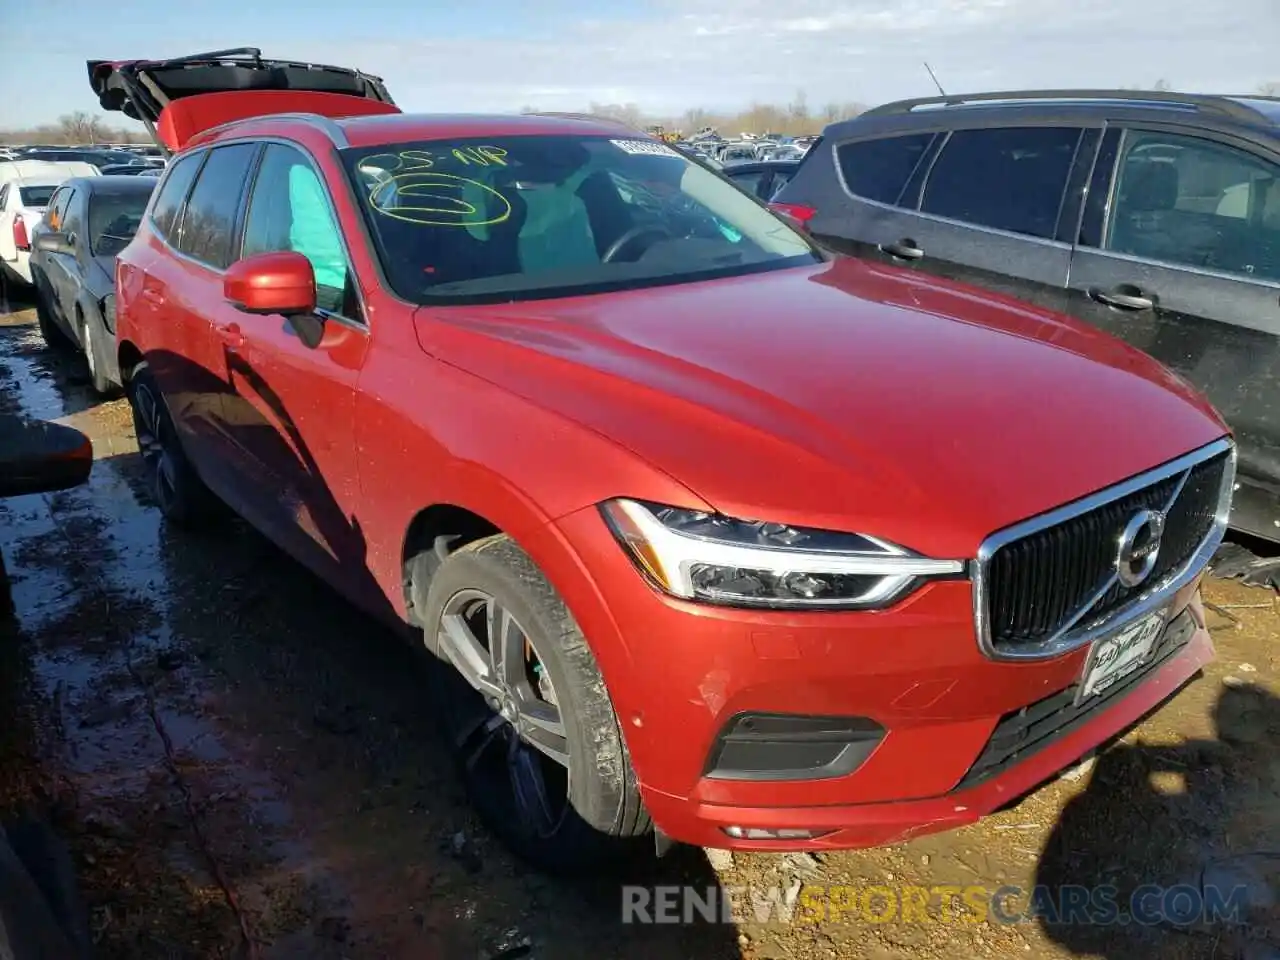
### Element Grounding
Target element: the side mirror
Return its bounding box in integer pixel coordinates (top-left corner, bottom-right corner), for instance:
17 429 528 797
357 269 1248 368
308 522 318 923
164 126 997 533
224 251 317 318
34 232 71 255
224 252 324 348
0 419 93 499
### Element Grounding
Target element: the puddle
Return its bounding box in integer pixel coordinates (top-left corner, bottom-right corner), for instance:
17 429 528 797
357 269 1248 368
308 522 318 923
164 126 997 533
0 311 744 960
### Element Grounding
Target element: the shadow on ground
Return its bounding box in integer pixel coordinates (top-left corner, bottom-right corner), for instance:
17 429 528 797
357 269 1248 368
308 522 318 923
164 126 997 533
1034 682 1280 959
0 307 743 957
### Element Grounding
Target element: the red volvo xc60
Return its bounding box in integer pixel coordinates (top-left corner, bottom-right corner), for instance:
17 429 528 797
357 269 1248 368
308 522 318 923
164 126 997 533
89 51 1235 872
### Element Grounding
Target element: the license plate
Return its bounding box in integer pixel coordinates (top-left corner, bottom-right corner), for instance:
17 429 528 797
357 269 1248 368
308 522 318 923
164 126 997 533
1076 609 1167 702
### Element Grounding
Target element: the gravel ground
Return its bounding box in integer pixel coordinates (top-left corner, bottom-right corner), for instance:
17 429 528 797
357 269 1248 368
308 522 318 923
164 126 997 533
0 294 1276 960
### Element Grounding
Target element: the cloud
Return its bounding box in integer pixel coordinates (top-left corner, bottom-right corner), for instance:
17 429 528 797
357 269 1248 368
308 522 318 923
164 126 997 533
3 0 1274 128
301 0 1274 116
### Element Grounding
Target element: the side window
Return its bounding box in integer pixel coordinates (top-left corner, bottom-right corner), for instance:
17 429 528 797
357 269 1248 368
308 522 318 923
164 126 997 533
921 127 1083 239
241 144 352 315
836 133 937 206
176 143 258 269
62 188 85 242
1104 130 1280 282
45 188 73 231
150 152 204 242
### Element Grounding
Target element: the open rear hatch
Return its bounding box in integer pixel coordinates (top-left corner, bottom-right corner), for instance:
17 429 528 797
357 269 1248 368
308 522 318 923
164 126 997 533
88 47 400 153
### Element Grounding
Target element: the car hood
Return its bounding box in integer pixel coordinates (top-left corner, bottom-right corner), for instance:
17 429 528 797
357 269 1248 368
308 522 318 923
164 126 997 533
413 258 1227 558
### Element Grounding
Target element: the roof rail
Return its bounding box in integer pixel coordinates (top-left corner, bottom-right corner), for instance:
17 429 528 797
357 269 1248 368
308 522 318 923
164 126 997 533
187 112 353 148
861 89 1272 124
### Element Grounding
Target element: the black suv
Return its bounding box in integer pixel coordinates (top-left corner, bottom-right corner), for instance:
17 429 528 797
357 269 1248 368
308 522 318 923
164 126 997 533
774 90 1280 541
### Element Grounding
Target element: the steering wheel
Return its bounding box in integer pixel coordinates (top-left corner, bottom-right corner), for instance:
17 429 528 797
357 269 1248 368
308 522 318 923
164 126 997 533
602 224 673 263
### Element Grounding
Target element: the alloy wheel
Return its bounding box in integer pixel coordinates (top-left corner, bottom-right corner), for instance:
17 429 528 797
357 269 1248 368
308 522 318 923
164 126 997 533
131 381 179 514
437 588 571 838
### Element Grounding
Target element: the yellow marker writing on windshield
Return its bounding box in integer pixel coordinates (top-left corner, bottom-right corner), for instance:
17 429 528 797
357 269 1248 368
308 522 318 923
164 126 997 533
368 171 512 227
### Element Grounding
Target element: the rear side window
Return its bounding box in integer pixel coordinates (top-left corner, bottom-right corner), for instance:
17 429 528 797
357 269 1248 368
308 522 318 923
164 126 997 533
176 143 258 269
45 188 73 231
150 152 203 242
836 134 936 205
921 127 1083 239
19 186 56 208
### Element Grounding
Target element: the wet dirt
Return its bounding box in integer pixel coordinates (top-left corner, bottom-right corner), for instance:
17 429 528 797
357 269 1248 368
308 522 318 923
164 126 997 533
0 294 1277 960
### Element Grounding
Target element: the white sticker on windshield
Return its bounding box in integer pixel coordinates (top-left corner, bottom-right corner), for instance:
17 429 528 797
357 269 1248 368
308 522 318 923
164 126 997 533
610 139 679 157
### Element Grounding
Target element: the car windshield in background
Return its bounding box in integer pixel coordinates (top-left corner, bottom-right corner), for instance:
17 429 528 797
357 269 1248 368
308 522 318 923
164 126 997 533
19 186 56 207
89 189 153 257
342 135 817 304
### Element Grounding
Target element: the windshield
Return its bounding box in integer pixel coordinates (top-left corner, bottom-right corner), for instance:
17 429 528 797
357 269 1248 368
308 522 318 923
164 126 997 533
342 134 817 304
89 189 153 257
18 186 56 207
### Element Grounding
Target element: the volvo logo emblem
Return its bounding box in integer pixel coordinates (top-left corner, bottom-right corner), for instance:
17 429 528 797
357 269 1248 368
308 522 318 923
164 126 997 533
1116 509 1165 588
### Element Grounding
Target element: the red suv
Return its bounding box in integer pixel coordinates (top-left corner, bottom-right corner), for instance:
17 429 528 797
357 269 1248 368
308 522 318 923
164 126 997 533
92 51 1235 872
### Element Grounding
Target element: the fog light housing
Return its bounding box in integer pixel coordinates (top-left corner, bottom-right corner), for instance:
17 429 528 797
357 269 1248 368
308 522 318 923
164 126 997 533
722 826 833 840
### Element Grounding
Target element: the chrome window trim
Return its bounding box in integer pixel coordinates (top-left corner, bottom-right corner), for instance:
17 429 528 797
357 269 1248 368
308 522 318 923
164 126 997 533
972 436 1236 662
830 131 940 208
827 178 1074 251
1075 244 1280 291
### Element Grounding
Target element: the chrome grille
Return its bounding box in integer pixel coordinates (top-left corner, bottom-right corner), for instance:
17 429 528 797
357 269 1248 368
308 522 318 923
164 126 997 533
976 439 1234 659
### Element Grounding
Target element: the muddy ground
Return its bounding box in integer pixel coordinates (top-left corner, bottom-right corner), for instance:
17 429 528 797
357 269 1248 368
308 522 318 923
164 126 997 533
0 291 1276 960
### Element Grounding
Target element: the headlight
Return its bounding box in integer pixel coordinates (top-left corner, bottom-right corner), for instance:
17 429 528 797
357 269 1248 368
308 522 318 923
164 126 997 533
600 498 964 610
101 295 116 333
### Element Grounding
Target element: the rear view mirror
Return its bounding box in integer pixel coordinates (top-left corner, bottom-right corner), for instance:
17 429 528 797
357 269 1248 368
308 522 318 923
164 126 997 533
33 232 71 255
0 418 93 499
224 252 317 318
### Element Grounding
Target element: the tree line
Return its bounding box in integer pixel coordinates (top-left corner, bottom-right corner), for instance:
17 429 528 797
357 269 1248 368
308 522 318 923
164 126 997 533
539 92 871 136
0 111 150 145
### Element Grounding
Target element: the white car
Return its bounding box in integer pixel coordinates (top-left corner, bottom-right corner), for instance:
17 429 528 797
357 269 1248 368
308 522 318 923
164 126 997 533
0 161 98 286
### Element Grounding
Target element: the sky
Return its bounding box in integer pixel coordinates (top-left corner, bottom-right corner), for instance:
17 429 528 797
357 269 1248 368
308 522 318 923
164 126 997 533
2 0 1277 131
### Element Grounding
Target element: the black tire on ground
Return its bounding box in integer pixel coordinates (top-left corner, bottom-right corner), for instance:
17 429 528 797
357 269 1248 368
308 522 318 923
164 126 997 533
32 280 73 354
417 534 651 873
125 361 218 526
77 306 119 398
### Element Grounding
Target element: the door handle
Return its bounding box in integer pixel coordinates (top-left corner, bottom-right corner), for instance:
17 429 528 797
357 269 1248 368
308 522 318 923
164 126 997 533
216 322 245 350
140 286 165 306
879 238 925 261
1088 286 1154 311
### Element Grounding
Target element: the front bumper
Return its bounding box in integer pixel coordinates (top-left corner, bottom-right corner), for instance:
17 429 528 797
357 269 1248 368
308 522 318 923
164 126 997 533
551 506 1212 851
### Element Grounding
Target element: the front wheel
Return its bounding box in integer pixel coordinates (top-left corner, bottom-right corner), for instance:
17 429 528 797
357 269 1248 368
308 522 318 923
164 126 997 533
126 362 217 526
418 535 650 873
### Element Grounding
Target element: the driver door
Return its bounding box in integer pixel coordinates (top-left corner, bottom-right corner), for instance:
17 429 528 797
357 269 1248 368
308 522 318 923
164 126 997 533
213 143 374 603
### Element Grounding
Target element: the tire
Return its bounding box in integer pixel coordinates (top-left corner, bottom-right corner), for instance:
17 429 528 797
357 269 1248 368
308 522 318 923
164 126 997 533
33 279 73 354
77 306 119 398
125 361 217 526
417 534 650 873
